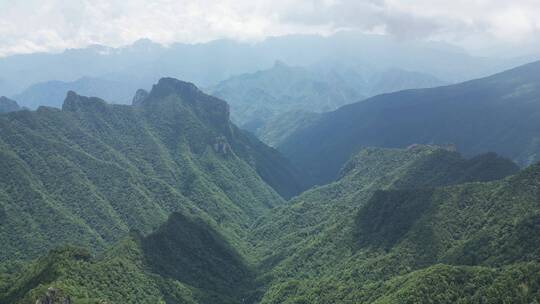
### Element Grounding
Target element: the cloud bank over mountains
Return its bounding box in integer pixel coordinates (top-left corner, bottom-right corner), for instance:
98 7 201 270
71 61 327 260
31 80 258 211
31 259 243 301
1 0 539 57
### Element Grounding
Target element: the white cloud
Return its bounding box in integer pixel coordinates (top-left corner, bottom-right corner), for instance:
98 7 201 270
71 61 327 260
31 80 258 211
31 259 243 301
0 0 539 57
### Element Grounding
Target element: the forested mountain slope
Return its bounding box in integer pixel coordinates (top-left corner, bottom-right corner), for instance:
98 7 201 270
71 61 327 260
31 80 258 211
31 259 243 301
279 60 540 186
250 146 519 267
2 145 539 304
253 110 322 147
0 78 302 263
0 213 256 304
250 146 539 303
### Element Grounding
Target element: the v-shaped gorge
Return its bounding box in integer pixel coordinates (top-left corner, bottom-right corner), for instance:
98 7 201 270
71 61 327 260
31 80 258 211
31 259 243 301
0 77 304 263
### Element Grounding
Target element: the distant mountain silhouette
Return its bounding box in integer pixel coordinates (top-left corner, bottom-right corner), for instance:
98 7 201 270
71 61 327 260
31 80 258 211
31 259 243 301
0 96 21 113
0 31 534 97
13 77 139 109
208 61 446 141
280 60 540 186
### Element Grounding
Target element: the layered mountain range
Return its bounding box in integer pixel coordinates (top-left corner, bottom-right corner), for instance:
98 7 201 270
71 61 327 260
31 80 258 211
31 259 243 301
0 32 531 97
207 61 446 135
279 60 540 186
0 78 303 266
2 58 540 304
12 77 138 109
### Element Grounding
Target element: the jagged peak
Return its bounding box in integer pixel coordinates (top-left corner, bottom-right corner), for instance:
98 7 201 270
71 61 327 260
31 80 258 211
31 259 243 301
151 77 199 97
132 88 149 106
142 77 231 124
62 91 108 112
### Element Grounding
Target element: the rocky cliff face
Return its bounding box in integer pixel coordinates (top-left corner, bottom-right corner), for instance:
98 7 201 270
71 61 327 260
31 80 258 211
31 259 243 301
131 89 149 106
61 91 109 112
35 288 72 304
143 78 231 132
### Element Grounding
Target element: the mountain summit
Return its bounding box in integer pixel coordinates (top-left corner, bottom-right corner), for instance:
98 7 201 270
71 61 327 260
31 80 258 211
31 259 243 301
142 78 231 131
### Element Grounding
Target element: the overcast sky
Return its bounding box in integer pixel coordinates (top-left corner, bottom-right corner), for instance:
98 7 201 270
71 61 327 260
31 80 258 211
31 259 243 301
1 0 539 57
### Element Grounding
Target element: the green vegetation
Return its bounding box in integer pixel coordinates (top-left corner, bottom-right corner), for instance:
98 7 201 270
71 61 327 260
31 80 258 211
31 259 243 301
1 77 539 303
253 110 321 148
248 146 518 266
259 262 540 304
0 213 256 304
0 78 304 265
248 146 537 303
279 60 540 186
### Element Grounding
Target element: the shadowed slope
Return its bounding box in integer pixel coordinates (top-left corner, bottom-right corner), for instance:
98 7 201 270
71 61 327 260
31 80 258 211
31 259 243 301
280 60 540 186
0 213 256 304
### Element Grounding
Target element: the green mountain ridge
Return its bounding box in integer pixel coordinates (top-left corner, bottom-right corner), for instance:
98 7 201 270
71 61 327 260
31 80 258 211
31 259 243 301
247 146 540 303
2 60 540 304
2 145 539 303
0 212 256 304
0 78 302 264
249 146 519 267
279 60 540 186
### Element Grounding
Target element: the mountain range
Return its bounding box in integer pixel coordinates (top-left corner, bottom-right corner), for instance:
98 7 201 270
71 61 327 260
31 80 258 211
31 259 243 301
6 59 446 149
0 78 303 266
1 31 535 98
12 77 139 109
250 146 538 303
2 49 540 303
279 60 540 186
207 61 446 140
4 144 539 303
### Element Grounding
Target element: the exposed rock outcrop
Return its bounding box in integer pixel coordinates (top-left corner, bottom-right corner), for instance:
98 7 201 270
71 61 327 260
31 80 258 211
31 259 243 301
213 136 232 155
62 91 108 112
132 89 149 106
35 287 72 304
